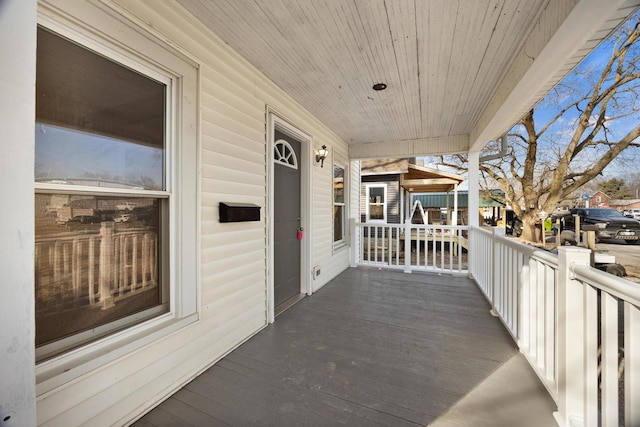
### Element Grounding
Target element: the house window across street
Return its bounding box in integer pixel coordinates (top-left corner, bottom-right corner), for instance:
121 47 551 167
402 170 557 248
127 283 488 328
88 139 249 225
367 184 387 222
333 163 345 243
35 26 172 362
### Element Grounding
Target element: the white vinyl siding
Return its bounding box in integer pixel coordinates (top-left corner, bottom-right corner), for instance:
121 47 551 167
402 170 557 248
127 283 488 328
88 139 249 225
35 0 351 425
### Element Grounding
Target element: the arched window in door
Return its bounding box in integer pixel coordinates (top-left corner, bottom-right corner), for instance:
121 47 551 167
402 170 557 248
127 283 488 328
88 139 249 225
274 139 298 170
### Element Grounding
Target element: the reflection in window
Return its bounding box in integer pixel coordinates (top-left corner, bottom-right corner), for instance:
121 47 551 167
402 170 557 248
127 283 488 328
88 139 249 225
34 27 169 361
35 26 165 191
35 123 163 190
34 194 165 352
333 164 345 243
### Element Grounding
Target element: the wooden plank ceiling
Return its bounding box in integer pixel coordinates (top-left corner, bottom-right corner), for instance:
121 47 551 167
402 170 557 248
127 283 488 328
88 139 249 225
177 0 638 158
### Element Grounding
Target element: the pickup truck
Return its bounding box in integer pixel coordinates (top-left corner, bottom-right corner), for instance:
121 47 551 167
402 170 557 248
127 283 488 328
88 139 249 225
555 208 640 244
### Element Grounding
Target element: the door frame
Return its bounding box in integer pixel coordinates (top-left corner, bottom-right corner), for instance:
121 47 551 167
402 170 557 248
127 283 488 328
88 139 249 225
267 107 312 323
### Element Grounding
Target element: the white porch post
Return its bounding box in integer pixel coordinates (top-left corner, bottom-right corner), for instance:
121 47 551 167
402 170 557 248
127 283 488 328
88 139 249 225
400 187 405 224
490 227 505 316
446 191 450 225
404 221 412 273
468 151 480 280
349 218 358 267
555 246 592 427
468 151 480 228
453 183 459 226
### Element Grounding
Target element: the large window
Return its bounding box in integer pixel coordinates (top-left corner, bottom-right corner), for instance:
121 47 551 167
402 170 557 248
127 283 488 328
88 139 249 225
35 27 172 361
333 163 345 244
366 184 387 222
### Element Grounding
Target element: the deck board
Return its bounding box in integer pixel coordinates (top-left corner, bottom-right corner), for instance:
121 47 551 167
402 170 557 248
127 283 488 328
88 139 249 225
134 267 522 426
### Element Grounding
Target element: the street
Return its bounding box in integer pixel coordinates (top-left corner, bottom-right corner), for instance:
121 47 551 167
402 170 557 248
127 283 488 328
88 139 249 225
597 241 640 280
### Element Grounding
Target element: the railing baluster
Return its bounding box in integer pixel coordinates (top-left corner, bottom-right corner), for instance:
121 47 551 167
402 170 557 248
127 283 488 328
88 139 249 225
544 264 555 382
625 301 640 426
432 226 436 269
536 261 545 366
440 228 444 270
415 227 421 268
601 292 619 426
583 284 598 426
448 229 453 271
367 226 371 262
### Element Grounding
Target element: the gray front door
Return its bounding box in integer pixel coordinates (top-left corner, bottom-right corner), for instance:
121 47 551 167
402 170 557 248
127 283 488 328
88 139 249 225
274 130 301 308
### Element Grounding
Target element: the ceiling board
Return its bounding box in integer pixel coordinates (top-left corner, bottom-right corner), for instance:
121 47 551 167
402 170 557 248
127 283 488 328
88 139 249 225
177 0 638 157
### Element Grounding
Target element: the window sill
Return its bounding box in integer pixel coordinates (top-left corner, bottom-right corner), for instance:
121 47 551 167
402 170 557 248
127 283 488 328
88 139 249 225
333 240 348 252
36 312 198 396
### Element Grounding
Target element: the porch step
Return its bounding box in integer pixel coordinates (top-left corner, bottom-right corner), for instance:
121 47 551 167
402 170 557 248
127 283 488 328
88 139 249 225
428 352 557 427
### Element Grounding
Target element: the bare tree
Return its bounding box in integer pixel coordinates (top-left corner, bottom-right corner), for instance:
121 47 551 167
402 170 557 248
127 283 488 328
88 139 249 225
442 17 640 243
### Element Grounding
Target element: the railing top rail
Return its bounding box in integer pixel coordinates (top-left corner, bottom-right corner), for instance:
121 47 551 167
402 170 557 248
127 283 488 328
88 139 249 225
469 225 493 237
530 250 559 267
571 263 640 307
355 222 468 230
474 225 559 268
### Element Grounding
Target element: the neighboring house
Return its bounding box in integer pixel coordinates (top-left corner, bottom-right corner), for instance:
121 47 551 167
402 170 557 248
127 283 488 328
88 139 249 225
2 1 636 426
589 191 611 207
609 198 640 211
360 159 464 224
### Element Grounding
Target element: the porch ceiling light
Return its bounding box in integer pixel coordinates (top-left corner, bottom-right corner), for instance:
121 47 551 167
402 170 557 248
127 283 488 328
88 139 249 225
315 145 329 168
372 83 387 91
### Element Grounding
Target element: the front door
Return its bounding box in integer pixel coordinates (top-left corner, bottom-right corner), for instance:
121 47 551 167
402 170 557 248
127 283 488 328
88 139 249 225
273 130 301 308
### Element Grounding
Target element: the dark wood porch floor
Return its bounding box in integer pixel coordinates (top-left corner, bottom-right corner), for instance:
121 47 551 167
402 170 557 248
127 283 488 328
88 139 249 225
134 267 549 426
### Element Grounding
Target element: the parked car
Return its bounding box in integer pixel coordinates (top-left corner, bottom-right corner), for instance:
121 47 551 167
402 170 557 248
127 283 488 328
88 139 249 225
65 214 104 231
556 208 640 244
506 216 523 237
629 208 640 220
113 213 132 223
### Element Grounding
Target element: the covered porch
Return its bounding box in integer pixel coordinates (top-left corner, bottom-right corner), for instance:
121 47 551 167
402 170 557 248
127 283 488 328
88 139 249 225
135 226 640 426
134 267 555 426
4 1 640 426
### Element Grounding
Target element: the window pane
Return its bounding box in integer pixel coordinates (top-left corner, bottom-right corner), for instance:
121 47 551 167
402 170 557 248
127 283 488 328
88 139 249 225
34 193 166 358
35 123 164 190
334 205 344 242
369 187 384 203
333 164 344 203
369 205 384 220
35 27 165 190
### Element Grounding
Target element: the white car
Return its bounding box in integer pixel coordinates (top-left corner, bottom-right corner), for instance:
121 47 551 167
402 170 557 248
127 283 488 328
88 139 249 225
113 214 132 223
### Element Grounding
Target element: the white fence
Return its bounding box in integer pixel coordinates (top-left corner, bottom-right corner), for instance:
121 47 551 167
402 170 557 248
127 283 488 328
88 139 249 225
469 226 640 427
351 221 468 274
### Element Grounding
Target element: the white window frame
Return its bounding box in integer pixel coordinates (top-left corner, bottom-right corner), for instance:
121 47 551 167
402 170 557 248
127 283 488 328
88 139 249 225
35 3 199 394
366 184 387 223
333 161 346 247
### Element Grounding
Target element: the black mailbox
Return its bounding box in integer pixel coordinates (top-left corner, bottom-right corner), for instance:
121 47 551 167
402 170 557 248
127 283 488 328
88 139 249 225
219 202 261 223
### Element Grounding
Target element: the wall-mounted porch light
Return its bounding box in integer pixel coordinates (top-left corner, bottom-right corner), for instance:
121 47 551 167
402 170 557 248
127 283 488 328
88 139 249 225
315 145 329 168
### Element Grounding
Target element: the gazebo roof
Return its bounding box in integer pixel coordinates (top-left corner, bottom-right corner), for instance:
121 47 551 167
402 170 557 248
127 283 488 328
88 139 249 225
400 164 464 193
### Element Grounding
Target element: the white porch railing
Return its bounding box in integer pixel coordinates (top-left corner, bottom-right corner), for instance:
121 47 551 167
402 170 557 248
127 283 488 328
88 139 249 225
468 226 640 427
350 220 468 274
